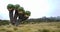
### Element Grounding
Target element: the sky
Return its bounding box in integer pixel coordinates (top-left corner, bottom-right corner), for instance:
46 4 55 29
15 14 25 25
0 0 60 20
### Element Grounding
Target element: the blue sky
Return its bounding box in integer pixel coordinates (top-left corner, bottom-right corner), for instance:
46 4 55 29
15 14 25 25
0 0 60 20
48 0 60 16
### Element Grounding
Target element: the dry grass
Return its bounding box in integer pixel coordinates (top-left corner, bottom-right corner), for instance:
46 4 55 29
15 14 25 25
0 22 60 32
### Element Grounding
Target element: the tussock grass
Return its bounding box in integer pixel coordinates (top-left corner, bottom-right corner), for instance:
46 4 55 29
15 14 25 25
0 22 60 32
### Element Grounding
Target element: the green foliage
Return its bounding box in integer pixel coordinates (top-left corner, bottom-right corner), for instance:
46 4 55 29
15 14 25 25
35 29 50 32
25 11 31 16
17 7 25 13
13 27 18 31
7 4 15 9
14 4 20 10
42 29 50 32
0 20 9 25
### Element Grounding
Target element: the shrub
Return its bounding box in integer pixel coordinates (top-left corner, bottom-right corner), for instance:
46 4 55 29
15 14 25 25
13 27 18 31
42 29 50 32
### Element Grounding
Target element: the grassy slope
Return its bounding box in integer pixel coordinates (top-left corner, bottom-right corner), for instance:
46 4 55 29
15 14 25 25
0 22 60 32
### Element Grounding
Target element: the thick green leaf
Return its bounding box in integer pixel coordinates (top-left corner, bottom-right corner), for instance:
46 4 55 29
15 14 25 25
7 4 14 9
25 11 31 16
14 4 20 10
18 7 25 12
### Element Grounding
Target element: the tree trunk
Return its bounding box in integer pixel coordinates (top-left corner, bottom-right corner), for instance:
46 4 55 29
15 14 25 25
13 10 18 26
9 11 14 25
15 13 24 26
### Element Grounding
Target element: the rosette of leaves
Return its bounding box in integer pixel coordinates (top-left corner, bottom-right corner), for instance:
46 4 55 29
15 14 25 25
7 4 15 11
14 4 20 10
25 11 31 17
17 7 25 14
